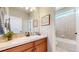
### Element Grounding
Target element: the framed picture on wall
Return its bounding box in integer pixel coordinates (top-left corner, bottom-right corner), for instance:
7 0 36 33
41 14 50 26
33 20 38 27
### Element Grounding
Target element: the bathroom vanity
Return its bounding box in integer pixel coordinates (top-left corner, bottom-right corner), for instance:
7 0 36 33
0 35 47 52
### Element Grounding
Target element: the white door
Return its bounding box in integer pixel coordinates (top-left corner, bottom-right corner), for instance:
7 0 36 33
76 8 79 51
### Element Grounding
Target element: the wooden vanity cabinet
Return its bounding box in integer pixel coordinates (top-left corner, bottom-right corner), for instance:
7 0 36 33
1 38 47 52
34 38 47 52
2 42 34 52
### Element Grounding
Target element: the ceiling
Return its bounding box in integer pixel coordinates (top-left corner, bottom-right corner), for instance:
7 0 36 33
15 7 36 13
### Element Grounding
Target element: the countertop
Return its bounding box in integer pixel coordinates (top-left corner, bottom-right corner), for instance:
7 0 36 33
0 35 47 51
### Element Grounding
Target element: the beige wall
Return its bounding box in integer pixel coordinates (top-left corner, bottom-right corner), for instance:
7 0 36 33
30 7 52 34
39 7 51 35
29 8 40 32
30 7 56 52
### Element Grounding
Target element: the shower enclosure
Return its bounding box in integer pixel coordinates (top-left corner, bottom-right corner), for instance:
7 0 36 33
55 7 77 52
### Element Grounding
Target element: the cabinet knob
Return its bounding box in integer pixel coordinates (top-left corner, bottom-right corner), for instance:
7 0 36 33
75 32 77 34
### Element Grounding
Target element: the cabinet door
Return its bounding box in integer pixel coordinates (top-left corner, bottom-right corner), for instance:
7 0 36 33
35 38 46 46
34 41 47 52
23 48 34 52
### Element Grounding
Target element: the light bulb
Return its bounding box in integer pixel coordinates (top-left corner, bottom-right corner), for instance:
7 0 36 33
32 7 36 10
30 7 36 12
25 7 29 10
30 8 33 12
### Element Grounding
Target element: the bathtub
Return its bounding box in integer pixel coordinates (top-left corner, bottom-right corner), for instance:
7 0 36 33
56 37 76 52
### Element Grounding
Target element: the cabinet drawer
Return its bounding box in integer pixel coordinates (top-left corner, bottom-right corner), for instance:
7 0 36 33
34 38 47 46
2 42 33 52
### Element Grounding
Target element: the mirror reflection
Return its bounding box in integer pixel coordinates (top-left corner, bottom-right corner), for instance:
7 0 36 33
0 7 38 35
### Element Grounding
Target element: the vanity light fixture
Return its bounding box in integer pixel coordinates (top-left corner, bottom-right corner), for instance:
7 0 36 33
25 7 36 12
